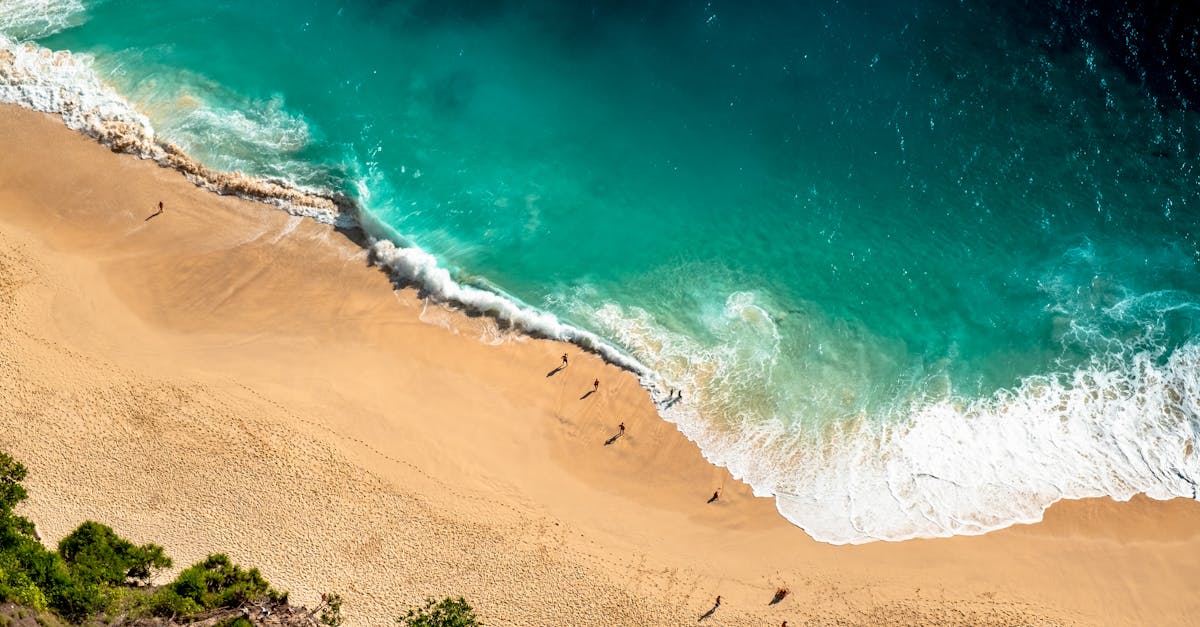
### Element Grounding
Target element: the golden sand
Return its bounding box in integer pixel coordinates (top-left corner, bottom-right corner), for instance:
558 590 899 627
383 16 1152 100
2 105 1198 626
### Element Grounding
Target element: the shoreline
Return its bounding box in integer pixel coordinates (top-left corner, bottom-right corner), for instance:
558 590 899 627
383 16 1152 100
6 33 1196 548
1 33 656 381
3 104 1200 625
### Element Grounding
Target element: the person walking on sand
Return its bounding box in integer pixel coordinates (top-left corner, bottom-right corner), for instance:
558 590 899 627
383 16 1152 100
593 378 600 392
561 353 569 367
618 422 625 434
708 489 720 503
714 596 721 608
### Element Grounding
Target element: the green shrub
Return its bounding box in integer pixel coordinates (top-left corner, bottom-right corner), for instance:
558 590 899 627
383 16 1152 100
149 554 282 619
126 543 170 581
46 579 106 623
396 597 481 627
318 592 344 626
143 587 203 618
0 554 48 611
0 452 37 550
0 453 28 514
57 521 172 585
0 536 74 616
0 452 296 626
214 617 254 627
0 454 142 622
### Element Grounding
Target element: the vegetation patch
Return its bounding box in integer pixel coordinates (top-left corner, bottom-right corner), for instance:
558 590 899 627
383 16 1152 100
0 451 481 625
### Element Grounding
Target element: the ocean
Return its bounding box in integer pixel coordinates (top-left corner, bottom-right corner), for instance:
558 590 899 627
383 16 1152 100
1 0 1197 544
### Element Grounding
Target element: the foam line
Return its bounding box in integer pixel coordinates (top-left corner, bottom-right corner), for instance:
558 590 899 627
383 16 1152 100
664 343 1200 544
0 33 655 377
0 35 344 223
368 238 652 375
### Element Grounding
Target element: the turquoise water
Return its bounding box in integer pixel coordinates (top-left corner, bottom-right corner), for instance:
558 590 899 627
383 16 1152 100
3 0 1198 543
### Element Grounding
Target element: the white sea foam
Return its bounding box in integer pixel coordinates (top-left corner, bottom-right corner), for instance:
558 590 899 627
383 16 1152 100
164 94 310 161
107 63 323 186
368 238 652 376
0 0 85 41
585 290 1200 544
0 34 163 157
773 345 1200 544
0 34 342 222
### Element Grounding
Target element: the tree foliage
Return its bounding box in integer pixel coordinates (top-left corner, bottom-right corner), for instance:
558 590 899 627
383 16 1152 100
146 553 283 619
0 552 48 610
0 452 189 623
0 452 28 514
0 452 294 624
396 597 481 627
58 521 172 586
0 451 473 626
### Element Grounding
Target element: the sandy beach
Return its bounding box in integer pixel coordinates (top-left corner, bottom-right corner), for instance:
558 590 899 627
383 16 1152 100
1 104 1199 625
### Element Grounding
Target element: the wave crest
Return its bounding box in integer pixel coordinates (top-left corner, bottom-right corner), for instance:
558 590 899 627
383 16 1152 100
0 35 343 223
785 345 1199 543
368 238 651 376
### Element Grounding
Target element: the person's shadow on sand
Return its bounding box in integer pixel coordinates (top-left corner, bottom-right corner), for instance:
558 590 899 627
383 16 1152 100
579 389 596 400
698 598 720 622
546 366 565 377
